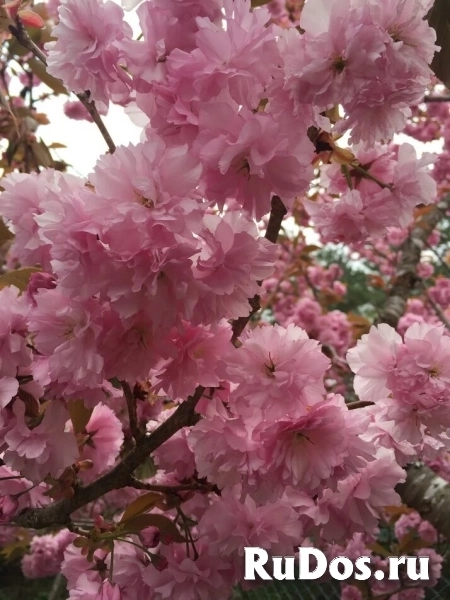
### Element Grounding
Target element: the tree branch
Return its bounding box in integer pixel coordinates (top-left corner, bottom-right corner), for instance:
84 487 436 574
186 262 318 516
231 196 287 343
372 194 450 537
375 196 450 328
396 463 450 539
9 18 116 154
121 381 142 442
13 386 205 529
12 195 288 530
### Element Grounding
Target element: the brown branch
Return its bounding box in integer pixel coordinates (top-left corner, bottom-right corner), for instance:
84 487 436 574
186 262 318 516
346 400 374 410
370 194 450 537
13 386 205 529
231 196 287 343
121 381 142 442
375 196 450 329
9 19 116 154
13 199 288 529
423 95 450 102
423 285 450 331
127 477 217 495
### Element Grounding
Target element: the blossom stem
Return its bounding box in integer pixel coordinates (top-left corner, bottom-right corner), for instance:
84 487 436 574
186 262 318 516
423 285 450 331
9 17 116 154
341 165 353 190
109 541 115 582
351 163 392 189
346 400 375 410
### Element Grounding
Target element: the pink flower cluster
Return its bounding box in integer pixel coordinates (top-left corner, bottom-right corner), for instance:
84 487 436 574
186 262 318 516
0 0 444 598
348 322 450 463
306 144 437 244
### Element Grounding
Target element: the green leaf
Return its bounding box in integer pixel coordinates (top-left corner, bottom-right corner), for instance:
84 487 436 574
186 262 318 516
47 142 67 149
121 514 185 543
251 0 272 6
0 267 41 292
27 57 68 95
68 399 93 434
120 492 164 523
368 542 391 559
428 0 450 88
30 140 54 169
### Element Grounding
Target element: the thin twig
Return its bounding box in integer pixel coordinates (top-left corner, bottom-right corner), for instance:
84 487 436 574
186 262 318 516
423 95 450 102
9 18 116 154
346 400 375 410
423 286 450 331
14 386 206 529
231 196 287 343
351 163 392 190
48 573 66 600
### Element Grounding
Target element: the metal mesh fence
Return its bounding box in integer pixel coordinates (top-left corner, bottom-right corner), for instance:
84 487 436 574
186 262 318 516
232 572 450 599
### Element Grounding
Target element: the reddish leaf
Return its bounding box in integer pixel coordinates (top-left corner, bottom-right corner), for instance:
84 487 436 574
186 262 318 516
18 9 45 29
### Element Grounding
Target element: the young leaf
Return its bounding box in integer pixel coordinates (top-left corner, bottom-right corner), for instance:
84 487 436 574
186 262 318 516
0 267 41 292
120 492 164 523
68 399 93 435
121 514 185 543
27 57 68 95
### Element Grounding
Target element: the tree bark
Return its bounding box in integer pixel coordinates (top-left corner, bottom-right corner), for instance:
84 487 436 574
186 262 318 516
396 463 450 539
374 195 450 534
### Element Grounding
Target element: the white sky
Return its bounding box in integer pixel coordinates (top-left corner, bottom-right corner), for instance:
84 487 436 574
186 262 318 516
23 0 142 177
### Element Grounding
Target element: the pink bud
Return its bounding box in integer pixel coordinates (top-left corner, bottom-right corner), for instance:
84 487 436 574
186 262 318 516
140 526 160 548
151 553 168 572
26 272 56 305
0 495 19 524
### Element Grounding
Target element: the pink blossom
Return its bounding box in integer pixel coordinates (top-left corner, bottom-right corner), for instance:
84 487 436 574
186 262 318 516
28 289 106 394
0 169 83 270
347 324 402 403
315 449 405 541
226 323 330 419
22 529 76 579
153 428 196 481
63 100 108 122
95 581 123 600
196 106 313 219
168 0 280 110
198 491 303 578
255 396 352 492
4 400 79 482
152 320 230 399
76 403 124 481
193 211 277 322
46 0 133 104
304 191 370 245
143 543 234 600
341 586 363 600
189 399 264 488
26 272 57 305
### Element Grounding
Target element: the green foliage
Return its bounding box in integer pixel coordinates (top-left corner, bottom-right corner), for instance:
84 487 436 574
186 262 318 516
314 245 386 320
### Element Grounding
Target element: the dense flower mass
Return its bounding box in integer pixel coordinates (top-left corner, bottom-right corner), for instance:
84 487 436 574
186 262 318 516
0 0 447 599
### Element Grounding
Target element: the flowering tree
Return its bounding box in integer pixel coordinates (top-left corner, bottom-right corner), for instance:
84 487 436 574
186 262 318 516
1 0 450 599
